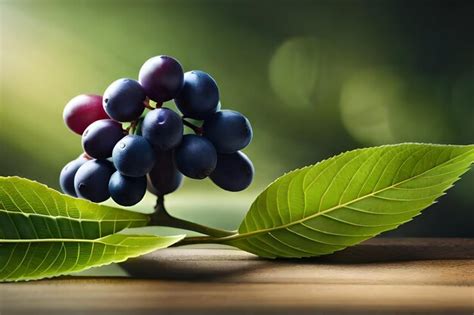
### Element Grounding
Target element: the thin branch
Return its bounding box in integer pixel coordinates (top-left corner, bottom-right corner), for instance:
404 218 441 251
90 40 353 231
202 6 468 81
182 119 203 135
172 235 228 246
149 196 237 238
143 98 155 110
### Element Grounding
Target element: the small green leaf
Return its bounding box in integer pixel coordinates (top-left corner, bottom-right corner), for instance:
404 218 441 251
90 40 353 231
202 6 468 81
228 143 474 258
0 176 149 239
0 233 184 282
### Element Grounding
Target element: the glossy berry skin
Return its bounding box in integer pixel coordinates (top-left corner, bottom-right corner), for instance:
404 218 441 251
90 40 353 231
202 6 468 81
138 55 184 103
103 78 146 122
108 171 147 206
174 71 219 119
175 135 217 179
112 135 155 177
74 160 115 202
59 155 89 197
203 110 253 153
82 119 125 159
63 94 109 135
210 151 254 191
147 150 183 196
142 108 183 151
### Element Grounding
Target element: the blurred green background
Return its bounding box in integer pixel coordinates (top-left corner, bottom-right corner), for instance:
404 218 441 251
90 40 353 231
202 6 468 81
1 0 473 237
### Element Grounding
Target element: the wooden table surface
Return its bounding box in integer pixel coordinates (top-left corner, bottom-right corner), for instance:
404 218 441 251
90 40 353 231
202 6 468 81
1 238 473 314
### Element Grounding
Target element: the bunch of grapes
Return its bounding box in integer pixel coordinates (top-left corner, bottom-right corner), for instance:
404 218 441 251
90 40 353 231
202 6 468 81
59 55 254 206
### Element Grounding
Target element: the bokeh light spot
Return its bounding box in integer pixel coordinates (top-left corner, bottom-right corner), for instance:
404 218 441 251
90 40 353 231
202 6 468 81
341 68 453 145
269 36 321 108
340 69 401 145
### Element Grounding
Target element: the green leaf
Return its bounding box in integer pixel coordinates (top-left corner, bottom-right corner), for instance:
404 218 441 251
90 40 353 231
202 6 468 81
0 176 149 239
227 143 474 258
0 233 184 282
0 177 183 282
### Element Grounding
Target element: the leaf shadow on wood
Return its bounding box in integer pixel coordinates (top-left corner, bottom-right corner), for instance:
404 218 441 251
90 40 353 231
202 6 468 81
121 248 262 281
120 238 474 282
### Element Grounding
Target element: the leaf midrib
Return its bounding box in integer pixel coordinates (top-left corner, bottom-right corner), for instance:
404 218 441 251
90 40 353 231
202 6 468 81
0 238 109 244
0 237 158 246
229 148 473 241
0 208 147 223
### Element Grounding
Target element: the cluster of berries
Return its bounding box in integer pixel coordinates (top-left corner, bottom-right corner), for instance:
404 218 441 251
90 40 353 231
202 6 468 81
59 55 254 206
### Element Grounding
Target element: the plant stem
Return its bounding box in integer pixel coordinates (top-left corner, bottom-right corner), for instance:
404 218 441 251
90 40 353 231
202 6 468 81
174 235 231 246
149 196 236 238
143 98 155 110
182 119 203 135
126 120 138 134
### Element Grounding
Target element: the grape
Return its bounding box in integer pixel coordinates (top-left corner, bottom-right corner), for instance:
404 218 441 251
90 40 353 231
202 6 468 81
82 119 125 159
203 110 253 153
112 135 155 177
210 151 254 191
138 55 184 103
175 135 217 179
147 150 183 196
108 171 146 206
63 94 109 135
62 55 255 198
103 78 146 122
141 108 183 151
74 160 115 202
174 71 219 119
59 155 89 197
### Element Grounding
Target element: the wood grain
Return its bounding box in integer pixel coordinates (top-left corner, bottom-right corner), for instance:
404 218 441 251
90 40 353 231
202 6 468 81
1 238 473 314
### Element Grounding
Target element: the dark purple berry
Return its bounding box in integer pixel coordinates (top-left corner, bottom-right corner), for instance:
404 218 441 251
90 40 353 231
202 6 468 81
210 151 254 191
203 110 252 153
82 119 125 159
142 108 183 151
174 71 219 120
175 135 217 179
103 78 146 122
139 55 184 103
74 160 115 202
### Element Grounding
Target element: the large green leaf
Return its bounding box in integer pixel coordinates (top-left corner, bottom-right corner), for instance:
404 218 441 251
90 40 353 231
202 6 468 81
227 144 474 258
0 176 149 239
0 233 184 282
0 177 183 282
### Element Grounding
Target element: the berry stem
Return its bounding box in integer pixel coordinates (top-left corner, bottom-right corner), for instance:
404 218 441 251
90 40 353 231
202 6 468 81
143 97 155 110
182 119 203 135
126 120 139 134
149 196 236 238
